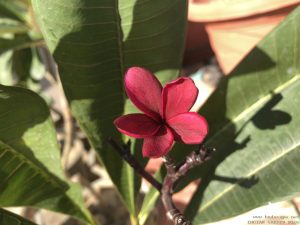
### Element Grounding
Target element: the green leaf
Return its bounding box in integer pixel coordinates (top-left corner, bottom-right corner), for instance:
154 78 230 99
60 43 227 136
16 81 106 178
0 18 28 34
0 0 28 22
30 48 45 81
32 0 188 216
184 7 300 224
0 85 94 225
0 50 13 85
12 46 32 85
0 35 43 55
0 208 36 225
138 171 163 225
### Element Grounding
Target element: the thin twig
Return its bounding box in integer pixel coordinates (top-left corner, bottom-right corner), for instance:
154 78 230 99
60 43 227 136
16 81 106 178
107 138 163 191
44 71 74 171
58 74 74 170
42 47 74 171
161 145 215 225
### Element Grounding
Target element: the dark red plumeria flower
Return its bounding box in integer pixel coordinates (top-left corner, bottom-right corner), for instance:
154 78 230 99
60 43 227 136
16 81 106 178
114 67 208 158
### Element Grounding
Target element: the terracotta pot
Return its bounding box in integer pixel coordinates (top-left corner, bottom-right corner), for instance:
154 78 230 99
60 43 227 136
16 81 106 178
188 0 300 74
183 21 214 67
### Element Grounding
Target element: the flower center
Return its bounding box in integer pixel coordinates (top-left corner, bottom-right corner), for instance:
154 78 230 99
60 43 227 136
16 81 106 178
161 118 167 125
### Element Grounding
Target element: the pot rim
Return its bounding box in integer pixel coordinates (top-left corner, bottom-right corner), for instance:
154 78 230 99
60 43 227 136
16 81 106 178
188 0 300 22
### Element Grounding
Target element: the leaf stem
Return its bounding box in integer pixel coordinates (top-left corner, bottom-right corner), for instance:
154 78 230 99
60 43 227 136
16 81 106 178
130 214 140 225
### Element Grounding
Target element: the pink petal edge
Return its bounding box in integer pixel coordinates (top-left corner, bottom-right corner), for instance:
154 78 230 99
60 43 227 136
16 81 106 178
142 126 174 158
162 77 199 120
114 113 160 138
124 67 162 121
167 112 208 144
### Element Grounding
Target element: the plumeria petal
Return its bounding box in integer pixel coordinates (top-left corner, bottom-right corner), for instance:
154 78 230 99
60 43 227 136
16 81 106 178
125 67 162 121
142 126 174 158
167 112 208 144
114 114 160 138
162 77 198 120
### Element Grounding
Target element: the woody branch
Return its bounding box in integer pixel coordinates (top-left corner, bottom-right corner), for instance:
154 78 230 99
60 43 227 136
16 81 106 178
108 139 215 225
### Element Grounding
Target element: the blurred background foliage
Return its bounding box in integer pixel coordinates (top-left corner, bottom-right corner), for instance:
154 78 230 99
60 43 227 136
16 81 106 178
0 0 48 93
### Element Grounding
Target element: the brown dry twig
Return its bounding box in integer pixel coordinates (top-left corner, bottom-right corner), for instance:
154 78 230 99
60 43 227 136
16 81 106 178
42 48 74 171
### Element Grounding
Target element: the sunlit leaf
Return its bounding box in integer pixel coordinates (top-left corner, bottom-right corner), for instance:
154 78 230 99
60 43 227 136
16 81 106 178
184 7 300 224
0 85 94 225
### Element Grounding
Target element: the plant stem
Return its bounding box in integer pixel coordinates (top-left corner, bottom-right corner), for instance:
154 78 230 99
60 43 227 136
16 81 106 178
108 138 215 225
130 214 140 225
107 138 162 191
161 145 215 225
